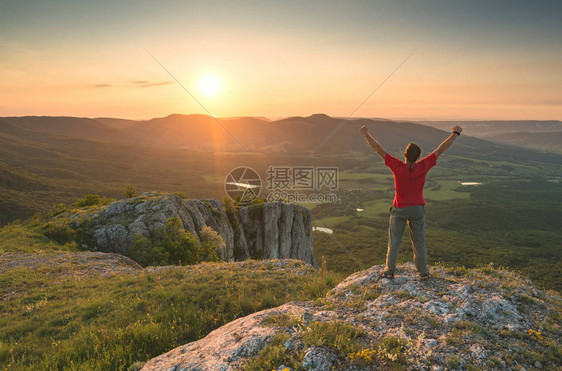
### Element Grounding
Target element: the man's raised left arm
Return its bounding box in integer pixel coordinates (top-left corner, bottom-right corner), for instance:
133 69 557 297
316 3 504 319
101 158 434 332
431 125 463 159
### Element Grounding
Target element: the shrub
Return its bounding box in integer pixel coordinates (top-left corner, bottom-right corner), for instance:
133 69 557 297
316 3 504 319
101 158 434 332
124 186 137 199
43 222 75 244
48 203 67 217
72 194 114 207
349 348 377 366
128 235 169 266
172 192 187 199
73 194 102 207
127 218 220 266
378 336 408 362
222 195 233 209
199 225 226 256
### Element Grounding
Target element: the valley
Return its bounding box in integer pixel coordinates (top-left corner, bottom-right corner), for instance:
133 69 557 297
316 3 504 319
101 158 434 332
1 114 561 369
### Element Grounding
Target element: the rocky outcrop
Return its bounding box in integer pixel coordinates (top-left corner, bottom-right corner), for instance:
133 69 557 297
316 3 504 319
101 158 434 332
69 193 316 267
142 262 561 370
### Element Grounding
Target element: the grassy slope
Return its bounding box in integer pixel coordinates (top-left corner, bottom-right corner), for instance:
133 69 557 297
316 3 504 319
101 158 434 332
488 132 562 154
0 228 342 370
0 210 342 370
0 121 268 223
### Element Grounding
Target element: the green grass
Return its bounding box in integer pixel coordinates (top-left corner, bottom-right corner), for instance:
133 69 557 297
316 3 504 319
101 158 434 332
312 178 562 293
313 216 351 229
424 179 471 201
0 259 343 370
0 221 78 253
338 171 394 190
339 172 381 181
377 336 408 362
262 313 303 329
356 200 391 218
300 320 366 357
242 332 299 371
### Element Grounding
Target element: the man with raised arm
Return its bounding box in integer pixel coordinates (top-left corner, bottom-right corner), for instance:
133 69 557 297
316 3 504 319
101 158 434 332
359 124 463 280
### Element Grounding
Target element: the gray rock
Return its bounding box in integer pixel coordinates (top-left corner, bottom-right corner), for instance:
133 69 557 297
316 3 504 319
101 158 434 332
74 193 317 267
278 205 294 259
263 203 282 259
141 303 306 370
141 262 561 371
301 347 337 371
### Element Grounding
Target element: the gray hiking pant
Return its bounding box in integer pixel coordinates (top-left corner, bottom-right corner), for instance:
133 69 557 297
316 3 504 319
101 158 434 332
384 205 429 275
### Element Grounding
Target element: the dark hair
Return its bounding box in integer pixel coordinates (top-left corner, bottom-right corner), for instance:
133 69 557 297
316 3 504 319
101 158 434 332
404 143 421 172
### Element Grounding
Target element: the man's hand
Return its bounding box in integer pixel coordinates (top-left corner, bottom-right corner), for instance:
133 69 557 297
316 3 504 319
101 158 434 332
359 125 369 136
432 125 462 159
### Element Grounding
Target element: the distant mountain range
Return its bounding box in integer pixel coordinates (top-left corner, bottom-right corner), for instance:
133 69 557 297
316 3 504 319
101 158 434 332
1 113 561 224
416 120 562 136
487 131 562 154
3 114 562 158
417 120 562 153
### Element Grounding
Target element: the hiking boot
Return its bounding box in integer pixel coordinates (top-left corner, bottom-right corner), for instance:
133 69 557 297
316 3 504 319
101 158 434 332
379 270 394 279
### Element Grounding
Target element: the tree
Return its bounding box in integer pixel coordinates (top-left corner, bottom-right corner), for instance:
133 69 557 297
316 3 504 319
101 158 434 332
124 185 136 199
128 217 220 266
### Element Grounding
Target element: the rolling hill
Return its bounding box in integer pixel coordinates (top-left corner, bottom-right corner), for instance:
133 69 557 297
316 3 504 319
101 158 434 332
417 120 562 154
1 113 561 225
4 114 562 161
486 131 562 154
416 120 562 137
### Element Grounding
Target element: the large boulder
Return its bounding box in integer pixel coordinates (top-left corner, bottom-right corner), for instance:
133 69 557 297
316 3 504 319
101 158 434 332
69 192 317 267
141 262 561 370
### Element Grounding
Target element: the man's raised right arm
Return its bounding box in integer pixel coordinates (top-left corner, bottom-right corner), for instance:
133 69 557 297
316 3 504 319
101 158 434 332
431 125 463 159
359 125 386 159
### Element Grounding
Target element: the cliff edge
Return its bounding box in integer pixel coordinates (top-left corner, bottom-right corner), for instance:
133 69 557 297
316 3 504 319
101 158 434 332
142 262 561 370
55 192 316 267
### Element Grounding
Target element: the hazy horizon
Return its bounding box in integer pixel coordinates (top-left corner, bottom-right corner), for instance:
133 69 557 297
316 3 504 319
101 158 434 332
3 112 562 123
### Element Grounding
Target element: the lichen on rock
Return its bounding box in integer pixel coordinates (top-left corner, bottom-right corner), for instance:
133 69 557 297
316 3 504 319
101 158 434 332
51 192 317 267
142 262 561 370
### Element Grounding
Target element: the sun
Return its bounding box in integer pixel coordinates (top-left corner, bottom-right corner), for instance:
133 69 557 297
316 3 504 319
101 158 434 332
197 74 223 97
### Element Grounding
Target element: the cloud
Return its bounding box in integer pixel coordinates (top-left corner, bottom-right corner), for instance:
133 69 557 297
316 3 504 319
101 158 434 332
90 81 172 89
133 81 172 88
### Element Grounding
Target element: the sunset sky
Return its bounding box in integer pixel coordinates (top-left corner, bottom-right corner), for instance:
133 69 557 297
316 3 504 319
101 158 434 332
1 0 561 120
